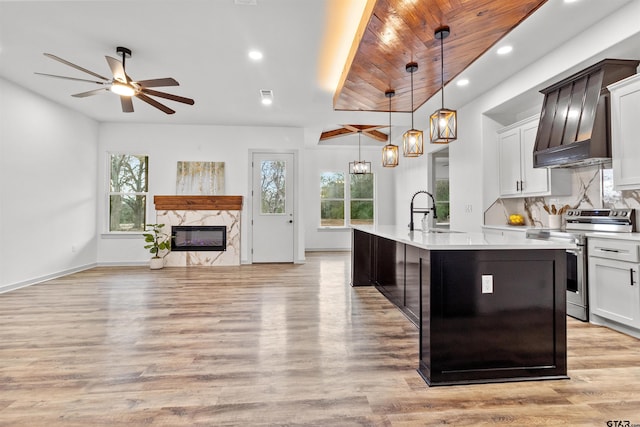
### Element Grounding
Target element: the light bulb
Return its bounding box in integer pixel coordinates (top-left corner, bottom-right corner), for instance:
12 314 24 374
110 82 135 97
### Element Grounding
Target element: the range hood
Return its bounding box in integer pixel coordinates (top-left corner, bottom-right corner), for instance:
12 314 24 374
533 59 639 168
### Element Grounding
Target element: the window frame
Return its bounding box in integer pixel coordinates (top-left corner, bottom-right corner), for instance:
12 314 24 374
106 152 150 234
319 170 375 229
434 177 450 225
320 171 346 228
348 173 375 227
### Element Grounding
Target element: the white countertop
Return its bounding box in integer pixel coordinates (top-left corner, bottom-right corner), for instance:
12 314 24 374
482 224 531 232
353 225 575 250
586 232 640 242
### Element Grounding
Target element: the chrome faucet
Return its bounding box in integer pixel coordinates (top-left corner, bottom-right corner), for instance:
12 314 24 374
409 190 437 231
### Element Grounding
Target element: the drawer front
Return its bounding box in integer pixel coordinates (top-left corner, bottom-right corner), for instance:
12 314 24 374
588 238 640 262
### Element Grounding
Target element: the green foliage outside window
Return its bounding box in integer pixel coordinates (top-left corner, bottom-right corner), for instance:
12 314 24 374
320 172 345 226
109 154 148 232
350 174 374 225
435 179 450 223
320 172 374 227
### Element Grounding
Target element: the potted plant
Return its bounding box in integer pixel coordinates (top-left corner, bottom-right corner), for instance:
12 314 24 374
143 223 171 269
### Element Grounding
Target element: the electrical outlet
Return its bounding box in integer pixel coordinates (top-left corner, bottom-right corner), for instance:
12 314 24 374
482 275 493 294
465 204 473 213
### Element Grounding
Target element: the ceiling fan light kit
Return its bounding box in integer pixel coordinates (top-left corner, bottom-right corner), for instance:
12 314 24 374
430 26 457 144
110 82 135 97
402 61 424 157
382 89 399 168
36 46 194 115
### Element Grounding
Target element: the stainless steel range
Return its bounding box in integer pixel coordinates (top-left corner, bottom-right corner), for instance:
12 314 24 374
526 208 635 321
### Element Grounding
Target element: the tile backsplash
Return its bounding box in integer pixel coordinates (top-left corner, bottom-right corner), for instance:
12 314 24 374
485 165 640 229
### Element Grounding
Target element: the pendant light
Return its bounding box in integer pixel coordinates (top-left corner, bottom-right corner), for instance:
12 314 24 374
430 25 457 144
382 89 399 167
402 62 424 157
349 130 371 174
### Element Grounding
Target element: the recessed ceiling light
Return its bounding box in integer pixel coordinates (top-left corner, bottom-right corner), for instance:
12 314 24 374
497 45 513 55
248 50 263 61
456 78 469 87
564 0 579 3
260 89 273 105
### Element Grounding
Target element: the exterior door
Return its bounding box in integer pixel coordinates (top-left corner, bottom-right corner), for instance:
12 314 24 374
251 152 295 263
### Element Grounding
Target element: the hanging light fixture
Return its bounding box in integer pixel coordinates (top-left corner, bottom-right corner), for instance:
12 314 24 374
349 130 371 174
382 89 399 167
430 25 457 144
402 62 423 157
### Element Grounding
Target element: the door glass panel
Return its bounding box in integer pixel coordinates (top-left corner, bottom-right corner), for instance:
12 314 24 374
260 160 286 214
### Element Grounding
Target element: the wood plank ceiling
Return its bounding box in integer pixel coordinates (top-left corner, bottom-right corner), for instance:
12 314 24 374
333 0 548 113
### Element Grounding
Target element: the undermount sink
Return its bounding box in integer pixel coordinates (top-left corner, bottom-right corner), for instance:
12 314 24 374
421 228 460 234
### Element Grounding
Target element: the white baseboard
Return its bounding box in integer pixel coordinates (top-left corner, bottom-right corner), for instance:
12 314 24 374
0 263 97 294
97 261 149 267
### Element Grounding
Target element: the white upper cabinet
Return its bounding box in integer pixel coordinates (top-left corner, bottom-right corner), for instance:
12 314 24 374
609 74 640 190
498 116 571 198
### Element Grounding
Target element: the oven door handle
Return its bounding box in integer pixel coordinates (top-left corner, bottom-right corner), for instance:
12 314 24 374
566 249 583 257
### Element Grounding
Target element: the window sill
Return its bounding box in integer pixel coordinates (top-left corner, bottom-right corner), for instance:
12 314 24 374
317 227 351 232
101 232 144 239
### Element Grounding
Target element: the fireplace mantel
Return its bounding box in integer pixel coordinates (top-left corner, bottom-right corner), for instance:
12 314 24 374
154 195 243 211
154 195 243 267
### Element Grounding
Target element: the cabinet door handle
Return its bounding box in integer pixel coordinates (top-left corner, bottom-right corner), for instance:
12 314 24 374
631 269 636 286
516 181 520 191
520 180 524 191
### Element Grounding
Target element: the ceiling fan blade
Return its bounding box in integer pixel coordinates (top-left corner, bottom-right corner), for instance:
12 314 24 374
34 72 107 85
136 77 179 88
135 92 175 114
105 56 127 83
71 88 109 98
43 53 110 81
142 88 195 105
121 96 134 113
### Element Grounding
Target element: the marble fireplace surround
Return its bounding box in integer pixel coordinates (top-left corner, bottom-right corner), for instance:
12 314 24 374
154 196 242 266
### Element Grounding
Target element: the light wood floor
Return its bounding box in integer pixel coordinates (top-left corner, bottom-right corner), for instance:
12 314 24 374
1 252 639 426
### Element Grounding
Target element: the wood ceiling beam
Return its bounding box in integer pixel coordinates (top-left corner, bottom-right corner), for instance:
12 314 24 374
319 124 389 142
333 0 548 112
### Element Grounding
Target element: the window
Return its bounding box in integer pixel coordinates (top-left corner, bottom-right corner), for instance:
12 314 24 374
320 172 374 227
435 179 450 224
350 174 374 225
109 154 149 232
320 172 345 227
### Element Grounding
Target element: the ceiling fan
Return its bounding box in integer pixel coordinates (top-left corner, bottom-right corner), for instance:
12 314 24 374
35 46 194 114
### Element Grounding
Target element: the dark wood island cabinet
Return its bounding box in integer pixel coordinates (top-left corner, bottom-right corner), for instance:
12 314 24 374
351 227 570 386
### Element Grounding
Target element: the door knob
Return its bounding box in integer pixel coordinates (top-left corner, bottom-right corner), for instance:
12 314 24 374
289 220 293 223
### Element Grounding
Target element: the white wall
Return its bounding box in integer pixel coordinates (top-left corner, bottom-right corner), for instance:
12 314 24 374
303 144 396 251
97 123 307 264
0 78 99 291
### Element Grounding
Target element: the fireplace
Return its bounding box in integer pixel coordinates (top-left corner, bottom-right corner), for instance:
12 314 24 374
171 226 226 252
155 196 242 266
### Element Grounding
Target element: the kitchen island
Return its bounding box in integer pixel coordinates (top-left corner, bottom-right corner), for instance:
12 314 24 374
351 225 573 386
